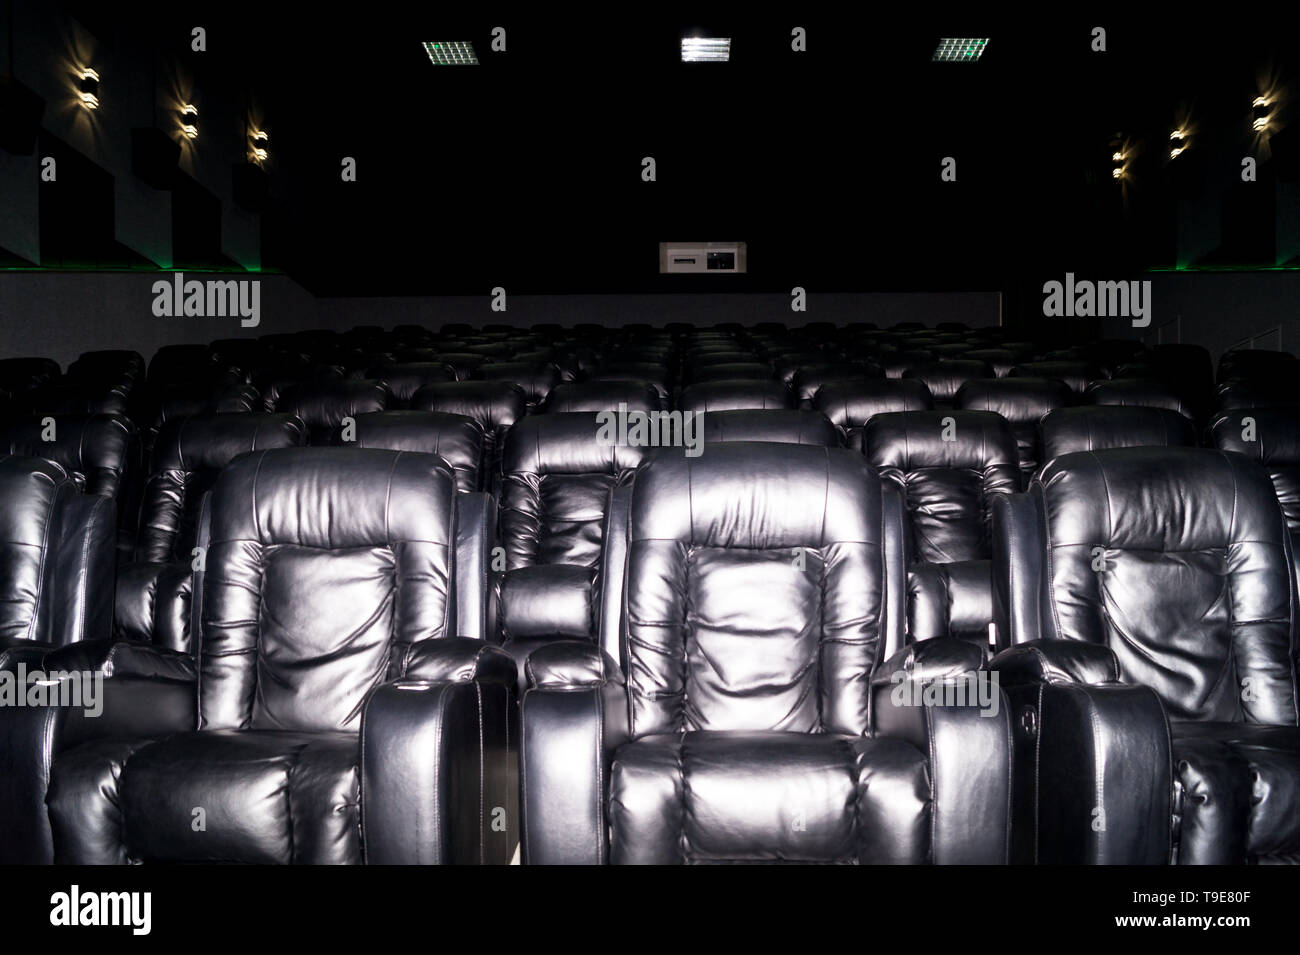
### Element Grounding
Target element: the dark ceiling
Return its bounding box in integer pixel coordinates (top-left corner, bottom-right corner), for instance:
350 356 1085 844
88 8 1300 295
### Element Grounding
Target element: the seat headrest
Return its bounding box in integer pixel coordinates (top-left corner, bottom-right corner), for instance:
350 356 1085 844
1039 406 1196 462
678 380 794 413
631 442 881 550
863 409 1018 471
955 377 1072 423
152 413 307 473
502 412 645 475
813 379 934 428
699 409 839 446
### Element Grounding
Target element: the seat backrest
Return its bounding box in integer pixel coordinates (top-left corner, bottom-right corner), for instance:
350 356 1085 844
699 409 839 446
1009 360 1100 396
499 413 643 571
543 380 663 414
689 362 772 385
0 455 113 647
813 379 933 450
345 410 485 494
367 362 457 407
1084 378 1193 419
791 362 881 409
137 413 308 563
863 409 1019 563
277 379 390 444
1211 406 1300 533
1038 406 1195 468
901 360 994 405
198 448 460 732
955 377 1072 484
0 413 138 499
622 443 890 737
678 380 794 413
410 380 526 487
1035 447 1298 724
1217 349 1296 385
476 362 562 412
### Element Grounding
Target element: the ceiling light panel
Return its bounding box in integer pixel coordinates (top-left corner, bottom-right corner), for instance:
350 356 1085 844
681 37 731 62
932 38 988 62
423 41 478 65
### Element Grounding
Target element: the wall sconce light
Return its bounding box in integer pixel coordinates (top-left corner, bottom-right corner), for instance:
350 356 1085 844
250 129 269 162
1169 129 1188 159
1110 149 1126 180
179 104 198 140
1253 96 1272 132
78 69 100 109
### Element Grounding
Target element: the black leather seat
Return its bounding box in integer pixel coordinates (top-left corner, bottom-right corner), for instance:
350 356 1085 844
699 409 839 446
477 362 562 413
366 362 457 407
276 379 390 444
991 447 1300 864
812 379 933 450
520 442 1011 864
1009 361 1100 397
497 414 643 672
791 362 880 409
0 455 116 662
1084 378 1194 419
902 360 994 406
688 362 773 385
1038 406 1196 473
117 413 308 652
677 379 794 412
542 380 663 414
410 381 526 493
863 410 1019 645
955 378 1072 488
42 447 513 865
1211 406 1300 532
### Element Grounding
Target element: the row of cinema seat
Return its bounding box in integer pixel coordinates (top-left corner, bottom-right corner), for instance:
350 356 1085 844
0 320 1296 864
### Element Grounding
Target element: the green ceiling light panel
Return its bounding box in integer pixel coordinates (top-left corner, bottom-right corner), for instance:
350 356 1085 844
423 41 478 65
932 38 988 62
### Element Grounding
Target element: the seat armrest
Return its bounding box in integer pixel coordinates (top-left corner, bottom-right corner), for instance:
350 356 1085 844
881 485 909 659
361 677 515 864
454 491 496 641
989 639 1120 687
988 640 1170 864
597 482 633 664
525 641 624 690
992 489 1046 650
41 638 197 683
870 638 1011 863
520 679 629 865
400 636 517 688
907 560 994 646
0 636 58 672
53 491 116 646
114 561 193 652
0 662 195 863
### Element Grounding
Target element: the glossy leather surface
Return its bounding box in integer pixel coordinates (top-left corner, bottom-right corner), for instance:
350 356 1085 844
678 379 794 412
813 379 933 450
543 380 663 413
1084 378 1194 419
345 410 485 493
1211 406 1300 532
1038 405 1195 467
900 360 994 405
955 377 1072 486
276 379 390 444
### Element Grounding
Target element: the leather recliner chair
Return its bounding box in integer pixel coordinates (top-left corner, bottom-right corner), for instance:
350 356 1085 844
38 447 512 865
116 413 309 652
520 442 1012 864
991 446 1300 864
863 409 1020 646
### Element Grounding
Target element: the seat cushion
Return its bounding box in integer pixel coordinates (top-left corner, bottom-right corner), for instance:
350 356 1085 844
609 731 931 864
1172 722 1300 865
119 730 361 864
